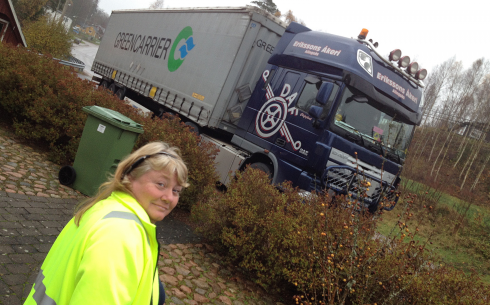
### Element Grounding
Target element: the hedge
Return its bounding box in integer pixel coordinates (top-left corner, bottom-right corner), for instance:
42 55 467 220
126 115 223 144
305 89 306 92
193 168 490 304
0 42 218 209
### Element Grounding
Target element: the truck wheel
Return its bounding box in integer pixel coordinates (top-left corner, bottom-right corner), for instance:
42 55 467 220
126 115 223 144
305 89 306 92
108 83 118 95
249 162 273 178
99 80 110 90
185 121 200 135
59 165 76 186
115 87 126 100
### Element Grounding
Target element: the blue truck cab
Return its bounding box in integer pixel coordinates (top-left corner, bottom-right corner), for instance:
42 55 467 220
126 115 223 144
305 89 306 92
232 23 424 211
92 7 425 212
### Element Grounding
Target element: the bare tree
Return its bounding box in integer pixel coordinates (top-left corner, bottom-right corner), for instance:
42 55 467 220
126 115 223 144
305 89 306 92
149 0 164 9
411 58 459 162
250 0 278 14
282 10 306 26
428 59 489 182
67 0 99 26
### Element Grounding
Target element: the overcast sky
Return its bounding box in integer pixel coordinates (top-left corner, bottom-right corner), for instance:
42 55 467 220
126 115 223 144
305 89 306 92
98 0 488 73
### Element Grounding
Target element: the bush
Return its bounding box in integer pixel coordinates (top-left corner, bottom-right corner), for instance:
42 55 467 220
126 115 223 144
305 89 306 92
132 113 219 210
193 167 316 289
193 168 490 304
0 42 217 209
23 15 73 59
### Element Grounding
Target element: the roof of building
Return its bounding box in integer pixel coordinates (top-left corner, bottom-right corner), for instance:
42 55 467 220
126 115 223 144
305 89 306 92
6 0 27 47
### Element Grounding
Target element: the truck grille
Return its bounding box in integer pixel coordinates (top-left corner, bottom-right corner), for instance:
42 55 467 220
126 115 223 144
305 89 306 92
321 165 399 210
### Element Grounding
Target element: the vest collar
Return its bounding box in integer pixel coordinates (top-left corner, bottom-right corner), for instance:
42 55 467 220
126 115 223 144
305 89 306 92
111 191 157 234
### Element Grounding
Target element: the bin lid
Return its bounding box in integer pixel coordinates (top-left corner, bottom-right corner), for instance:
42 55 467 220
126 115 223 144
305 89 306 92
82 106 144 134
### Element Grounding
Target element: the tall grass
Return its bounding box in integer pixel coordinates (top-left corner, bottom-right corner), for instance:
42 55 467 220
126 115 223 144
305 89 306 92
377 172 490 283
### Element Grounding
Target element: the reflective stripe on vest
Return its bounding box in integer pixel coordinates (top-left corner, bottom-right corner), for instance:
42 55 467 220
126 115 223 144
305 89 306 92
33 269 56 305
32 211 150 304
102 211 150 245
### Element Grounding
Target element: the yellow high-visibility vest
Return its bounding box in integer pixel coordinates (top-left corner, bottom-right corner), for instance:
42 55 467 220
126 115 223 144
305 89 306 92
24 191 160 305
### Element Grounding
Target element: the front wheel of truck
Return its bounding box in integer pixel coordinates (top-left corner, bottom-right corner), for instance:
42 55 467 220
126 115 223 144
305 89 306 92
249 161 273 179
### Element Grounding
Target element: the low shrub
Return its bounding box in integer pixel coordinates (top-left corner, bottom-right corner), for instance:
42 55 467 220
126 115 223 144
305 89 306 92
194 167 318 289
193 168 490 304
0 42 217 209
22 15 73 59
132 113 219 210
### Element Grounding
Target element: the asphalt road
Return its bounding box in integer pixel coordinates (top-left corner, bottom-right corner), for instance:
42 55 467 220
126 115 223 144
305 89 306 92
71 40 98 79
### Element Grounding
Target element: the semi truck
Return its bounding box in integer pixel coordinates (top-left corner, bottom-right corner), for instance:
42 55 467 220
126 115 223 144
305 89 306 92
91 6 426 212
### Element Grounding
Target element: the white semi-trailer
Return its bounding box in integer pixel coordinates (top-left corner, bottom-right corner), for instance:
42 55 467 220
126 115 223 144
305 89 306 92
92 7 426 211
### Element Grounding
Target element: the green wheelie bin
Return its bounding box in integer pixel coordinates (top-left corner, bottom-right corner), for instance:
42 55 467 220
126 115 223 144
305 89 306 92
58 106 144 196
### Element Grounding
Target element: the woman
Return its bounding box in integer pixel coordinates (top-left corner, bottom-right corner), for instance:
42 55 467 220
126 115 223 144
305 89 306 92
24 142 189 305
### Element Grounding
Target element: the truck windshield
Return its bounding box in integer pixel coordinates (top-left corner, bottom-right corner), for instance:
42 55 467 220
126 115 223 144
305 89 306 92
334 86 414 159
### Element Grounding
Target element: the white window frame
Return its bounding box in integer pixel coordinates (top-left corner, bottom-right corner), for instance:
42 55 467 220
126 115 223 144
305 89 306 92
0 17 9 42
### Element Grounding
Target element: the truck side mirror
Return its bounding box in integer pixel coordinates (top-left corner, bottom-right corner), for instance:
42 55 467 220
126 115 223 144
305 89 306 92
309 105 323 128
316 83 334 105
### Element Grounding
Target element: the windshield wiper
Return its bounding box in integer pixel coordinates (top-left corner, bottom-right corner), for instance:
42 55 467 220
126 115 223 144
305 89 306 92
336 121 387 157
356 132 384 156
364 139 383 156
386 150 401 163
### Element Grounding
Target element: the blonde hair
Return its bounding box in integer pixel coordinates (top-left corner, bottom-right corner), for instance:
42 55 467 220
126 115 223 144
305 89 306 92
74 142 189 225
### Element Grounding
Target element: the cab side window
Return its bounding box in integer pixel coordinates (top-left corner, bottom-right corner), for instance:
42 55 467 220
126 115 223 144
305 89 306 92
296 82 319 113
296 80 339 120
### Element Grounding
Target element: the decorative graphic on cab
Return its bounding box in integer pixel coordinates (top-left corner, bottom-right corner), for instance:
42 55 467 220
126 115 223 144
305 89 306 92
168 26 195 72
255 70 301 151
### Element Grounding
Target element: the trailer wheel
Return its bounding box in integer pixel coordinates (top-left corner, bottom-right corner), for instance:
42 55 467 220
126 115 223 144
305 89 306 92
249 162 273 178
99 80 110 90
115 87 126 100
185 121 200 135
108 83 118 95
59 165 76 186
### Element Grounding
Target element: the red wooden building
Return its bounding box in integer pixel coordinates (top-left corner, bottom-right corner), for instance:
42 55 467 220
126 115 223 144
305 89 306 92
0 0 27 47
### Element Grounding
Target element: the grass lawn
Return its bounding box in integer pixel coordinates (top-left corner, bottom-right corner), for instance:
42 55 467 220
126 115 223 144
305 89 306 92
377 179 490 283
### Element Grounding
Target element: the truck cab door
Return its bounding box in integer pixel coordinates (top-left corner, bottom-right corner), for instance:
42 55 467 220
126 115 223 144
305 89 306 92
247 69 339 174
285 76 339 170
249 69 302 150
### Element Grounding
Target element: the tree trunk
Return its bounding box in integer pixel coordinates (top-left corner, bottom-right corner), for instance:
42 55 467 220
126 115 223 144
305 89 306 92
434 129 456 181
470 152 490 191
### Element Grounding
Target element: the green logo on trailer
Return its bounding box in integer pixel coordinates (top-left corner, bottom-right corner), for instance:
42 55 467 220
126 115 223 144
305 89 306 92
168 26 195 72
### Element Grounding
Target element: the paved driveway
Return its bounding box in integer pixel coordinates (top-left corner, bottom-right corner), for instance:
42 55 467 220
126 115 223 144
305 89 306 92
0 128 203 304
0 192 77 304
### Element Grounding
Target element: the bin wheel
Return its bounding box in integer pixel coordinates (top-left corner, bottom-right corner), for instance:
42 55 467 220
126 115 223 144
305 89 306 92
59 166 76 186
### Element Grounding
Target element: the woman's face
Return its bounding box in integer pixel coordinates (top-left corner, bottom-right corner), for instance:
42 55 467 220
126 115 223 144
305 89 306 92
129 169 182 223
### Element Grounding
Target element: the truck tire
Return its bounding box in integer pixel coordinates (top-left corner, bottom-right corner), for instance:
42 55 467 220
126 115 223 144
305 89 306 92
185 121 200 135
108 83 118 95
249 162 273 178
99 80 110 90
59 165 76 186
115 87 126 100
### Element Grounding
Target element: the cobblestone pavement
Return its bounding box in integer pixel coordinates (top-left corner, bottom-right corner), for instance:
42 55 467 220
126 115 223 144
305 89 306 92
157 244 279 305
0 128 283 304
0 129 84 199
0 192 78 304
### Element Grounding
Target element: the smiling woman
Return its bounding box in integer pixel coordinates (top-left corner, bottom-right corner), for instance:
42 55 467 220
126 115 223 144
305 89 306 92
23 142 189 305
